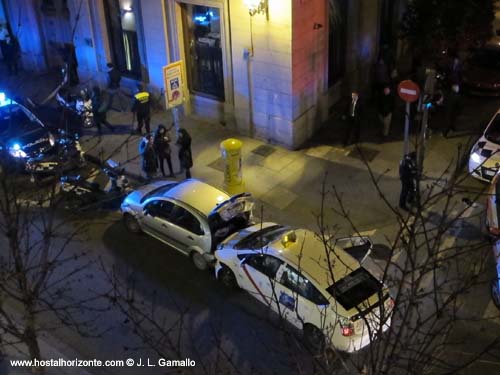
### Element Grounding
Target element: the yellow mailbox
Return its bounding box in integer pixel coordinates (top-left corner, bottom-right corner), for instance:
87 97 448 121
220 138 244 195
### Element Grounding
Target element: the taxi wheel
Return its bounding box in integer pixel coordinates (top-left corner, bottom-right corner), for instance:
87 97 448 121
492 280 500 309
218 266 238 290
303 324 325 353
191 252 208 271
123 214 141 233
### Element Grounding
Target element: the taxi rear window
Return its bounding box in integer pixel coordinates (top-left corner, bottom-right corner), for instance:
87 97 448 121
234 224 289 250
326 268 381 311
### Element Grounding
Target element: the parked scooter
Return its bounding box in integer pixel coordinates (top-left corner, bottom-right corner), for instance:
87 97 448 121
59 159 130 209
56 86 95 129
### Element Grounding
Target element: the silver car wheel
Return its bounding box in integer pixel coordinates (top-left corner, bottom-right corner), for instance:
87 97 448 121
124 214 141 233
191 252 208 271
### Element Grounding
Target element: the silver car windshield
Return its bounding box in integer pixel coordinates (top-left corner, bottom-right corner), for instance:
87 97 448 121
140 182 180 203
485 114 500 144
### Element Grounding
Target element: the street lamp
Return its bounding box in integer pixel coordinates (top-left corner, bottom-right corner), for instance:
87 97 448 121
243 0 268 19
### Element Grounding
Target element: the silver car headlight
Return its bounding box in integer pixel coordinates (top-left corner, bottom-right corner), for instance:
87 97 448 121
9 144 27 158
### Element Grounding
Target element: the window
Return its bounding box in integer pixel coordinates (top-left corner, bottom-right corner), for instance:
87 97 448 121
0 104 41 137
485 114 500 144
103 0 142 78
280 266 329 305
244 254 283 279
326 268 382 310
328 0 348 87
140 182 179 203
144 200 174 221
235 225 289 250
170 205 204 235
182 4 224 100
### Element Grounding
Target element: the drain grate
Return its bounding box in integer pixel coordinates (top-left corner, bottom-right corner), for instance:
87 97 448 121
347 147 379 162
252 145 276 157
207 157 225 172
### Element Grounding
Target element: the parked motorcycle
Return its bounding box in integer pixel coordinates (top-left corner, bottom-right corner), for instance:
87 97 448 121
59 159 131 209
56 86 95 129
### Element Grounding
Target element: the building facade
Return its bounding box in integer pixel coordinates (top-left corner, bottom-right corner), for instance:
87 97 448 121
1 0 402 149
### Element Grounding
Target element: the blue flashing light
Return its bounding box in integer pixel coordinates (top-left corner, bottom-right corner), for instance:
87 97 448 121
0 92 12 107
194 15 207 23
425 102 433 109
12 143 21 151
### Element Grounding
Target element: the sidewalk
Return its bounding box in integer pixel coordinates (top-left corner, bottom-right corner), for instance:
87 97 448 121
1 64 492 240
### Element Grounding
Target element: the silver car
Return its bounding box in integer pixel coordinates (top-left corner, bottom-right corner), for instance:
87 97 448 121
120 178 254 270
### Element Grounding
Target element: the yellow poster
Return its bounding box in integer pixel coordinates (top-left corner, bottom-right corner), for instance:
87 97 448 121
163 61 184 108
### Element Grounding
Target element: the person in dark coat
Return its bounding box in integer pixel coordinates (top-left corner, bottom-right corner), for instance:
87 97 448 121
91 86 115 134
106 62 126 111
153 124 175 177
4 34 20 75
399 152 417 211
176 128 193 179
140 134 158 180
443 84 461 138
0 23 9 62
62 43 79 86
377 86 395 138
343 92 363 146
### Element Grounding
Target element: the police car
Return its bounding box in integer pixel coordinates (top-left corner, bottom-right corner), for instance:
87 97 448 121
469 108 500 181
0 92 84 176
0 92 56 170
215 223 393 352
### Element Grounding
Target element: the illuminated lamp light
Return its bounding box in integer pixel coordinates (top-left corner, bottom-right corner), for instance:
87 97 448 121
243 0 268 18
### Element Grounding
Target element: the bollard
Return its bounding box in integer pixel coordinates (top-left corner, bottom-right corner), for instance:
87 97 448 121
220 138 244 195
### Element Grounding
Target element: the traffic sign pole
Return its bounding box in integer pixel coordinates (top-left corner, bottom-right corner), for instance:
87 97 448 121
404 102 410 155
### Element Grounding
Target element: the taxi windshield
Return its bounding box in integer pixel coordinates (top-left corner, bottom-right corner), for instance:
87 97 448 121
485 114 500 144
234 224 289 250
0 103 41 137
326 267 381 310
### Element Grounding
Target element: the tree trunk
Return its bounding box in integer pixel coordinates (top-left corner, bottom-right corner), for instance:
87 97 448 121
25 310 43 374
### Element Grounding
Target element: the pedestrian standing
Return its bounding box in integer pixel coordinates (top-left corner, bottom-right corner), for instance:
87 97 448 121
399 152 417 211
372 56 391 96
448 55 463 87
0 23 9 61
131 84 151 135
378 86 395 138
153 124 175 177
176 128 193 179
61 43 79 86
443 84 461 138
91 86 115 134
343 92 363 147
4 34 20 75
140 134 158 180
106 62 126 111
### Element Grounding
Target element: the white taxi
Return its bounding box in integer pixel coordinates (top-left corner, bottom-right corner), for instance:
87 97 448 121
214 223 393 352
469 108 500 181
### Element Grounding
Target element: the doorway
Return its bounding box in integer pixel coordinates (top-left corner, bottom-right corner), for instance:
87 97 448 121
181 3 225 101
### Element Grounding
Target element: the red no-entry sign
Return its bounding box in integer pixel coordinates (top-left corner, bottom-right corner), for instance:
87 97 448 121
397 80 420 103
